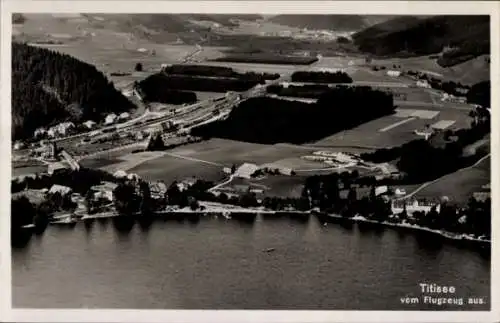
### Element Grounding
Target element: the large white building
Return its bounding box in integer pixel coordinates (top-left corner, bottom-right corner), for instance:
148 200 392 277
386 70 402 77
105 113 117 125
416 80 431 88
391 199 441 215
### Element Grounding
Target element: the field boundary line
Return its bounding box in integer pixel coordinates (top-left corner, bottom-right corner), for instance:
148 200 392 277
379 117 416 132
163 152 223 167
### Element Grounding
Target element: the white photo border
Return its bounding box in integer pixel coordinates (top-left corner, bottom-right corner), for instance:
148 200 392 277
1 1 498 322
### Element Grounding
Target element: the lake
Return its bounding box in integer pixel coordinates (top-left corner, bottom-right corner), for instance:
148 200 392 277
12 215 490 310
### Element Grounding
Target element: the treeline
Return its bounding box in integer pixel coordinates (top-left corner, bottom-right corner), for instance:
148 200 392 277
360 112 490 183
12 42 136 139
466 81 490 108
163 64 280 82
136 79 198 105
291 71 353 83
212 53 318 65
267 84 330 98
138 73 259 93
191 86 394 144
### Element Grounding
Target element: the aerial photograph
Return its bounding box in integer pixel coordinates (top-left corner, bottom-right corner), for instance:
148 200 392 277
10 13 491 310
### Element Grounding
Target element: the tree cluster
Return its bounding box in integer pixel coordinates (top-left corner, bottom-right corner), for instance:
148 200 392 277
466 81 490 108
192 86 394 144
267 84 331 98
12 42 136 139
138 73 259 94
291 71 353 83
163 64 280 82
213 53 318 65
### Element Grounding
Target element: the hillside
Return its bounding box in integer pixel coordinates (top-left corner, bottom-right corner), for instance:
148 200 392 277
12 42 136 140
352 15 490 66
267 15 397 32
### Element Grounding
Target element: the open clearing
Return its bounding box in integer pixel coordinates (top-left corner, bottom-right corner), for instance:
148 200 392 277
122 138 351 184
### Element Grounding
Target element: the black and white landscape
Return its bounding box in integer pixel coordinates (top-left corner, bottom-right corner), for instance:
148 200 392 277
10 12 492 312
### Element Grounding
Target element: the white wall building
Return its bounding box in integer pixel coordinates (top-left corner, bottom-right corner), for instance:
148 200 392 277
386 70 401 77
119 112 130 120
105 113 117 125
48 162 69 175
49 184 73 196
416 80 431 88
391 199 441 215
83 120 97 129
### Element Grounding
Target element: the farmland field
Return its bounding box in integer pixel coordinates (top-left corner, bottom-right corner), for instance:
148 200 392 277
124 138 350 184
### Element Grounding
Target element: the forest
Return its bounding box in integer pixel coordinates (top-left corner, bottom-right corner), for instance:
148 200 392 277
163 64 280 82
291 71 353 83
466 81 490 108
267 84 331 98
191 86 394 144
352 15 489 67
12 42 136 140
138 73 260 93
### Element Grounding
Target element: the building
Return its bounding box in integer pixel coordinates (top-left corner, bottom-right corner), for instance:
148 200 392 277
83 120 97 129
386 70 401 77
119 112 130 121
49 184 73 196
395 188 406 196
113 170 127 179
375 186 388 196
37 142 57 160
47 122 75 137
414 128 434 140
48 161 69 175
416 80 431 88
127 173 140 181
91 181 118 201
34 127 47 138
234 163 260 179
473 191 490 202
13 141 25 150
149 182 167 199
391 199 441 215
104 113 117 125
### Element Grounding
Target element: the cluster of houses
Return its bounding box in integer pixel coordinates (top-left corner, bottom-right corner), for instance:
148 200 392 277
30 112 131 141
302 151 360 168
440 93 467 104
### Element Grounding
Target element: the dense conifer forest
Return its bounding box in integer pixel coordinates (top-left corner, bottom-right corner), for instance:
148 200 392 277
12 42 136 140
191 86 394 144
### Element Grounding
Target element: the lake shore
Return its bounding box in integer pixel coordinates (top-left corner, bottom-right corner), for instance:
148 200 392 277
31 201 490 248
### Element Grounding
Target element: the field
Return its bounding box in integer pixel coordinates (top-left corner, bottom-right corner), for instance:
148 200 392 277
216 175 307 199
82 139 341 185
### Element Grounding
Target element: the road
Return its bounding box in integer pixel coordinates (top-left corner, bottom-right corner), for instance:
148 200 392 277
284 81 410 88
